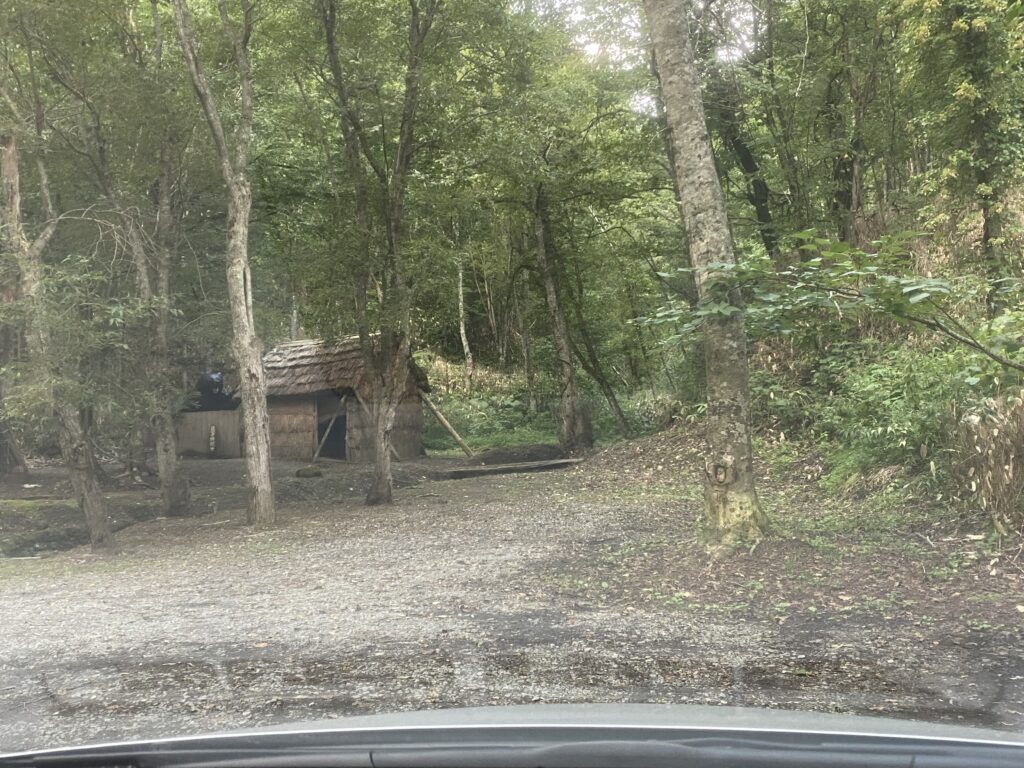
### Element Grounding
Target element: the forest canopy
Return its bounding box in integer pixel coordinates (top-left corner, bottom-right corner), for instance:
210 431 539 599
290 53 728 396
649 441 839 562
0 0 1022 545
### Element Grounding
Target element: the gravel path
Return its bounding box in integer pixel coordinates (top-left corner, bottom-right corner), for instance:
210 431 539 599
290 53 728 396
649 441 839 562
2 466 1022 752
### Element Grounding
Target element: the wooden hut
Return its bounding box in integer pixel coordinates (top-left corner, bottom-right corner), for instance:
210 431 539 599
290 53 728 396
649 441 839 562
262 338 425 462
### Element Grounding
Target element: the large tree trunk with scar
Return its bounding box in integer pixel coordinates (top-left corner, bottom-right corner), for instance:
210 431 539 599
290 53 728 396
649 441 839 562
645 0 765 542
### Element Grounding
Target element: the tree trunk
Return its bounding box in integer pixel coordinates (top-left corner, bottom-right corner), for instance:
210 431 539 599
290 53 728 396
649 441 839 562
227 184 275 525
365 380 396 505
55 401 112 549
534 186 592 453
569 259 631 437
982 185 1003 316
114 150 191 517
319 0 437 506
0 226 27 482
1 132 112 549
0 407 29 482
0 334 29 482
152 140 191 516
761 0 809 228
574 342 631 438
711 87 781 264
367 414 393 505
645 0 765 543
119 218 191 515
457 256 474 392
172 0 274 525
64 6 192 517
516 260 538 413
365 339 408 506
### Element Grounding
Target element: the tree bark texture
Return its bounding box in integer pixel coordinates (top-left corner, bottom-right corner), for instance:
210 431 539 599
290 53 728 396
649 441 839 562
226 183 275 524
645 0 765 542
55 400 112 550
534 186 592 454
172 0 274 524
151 140 191 516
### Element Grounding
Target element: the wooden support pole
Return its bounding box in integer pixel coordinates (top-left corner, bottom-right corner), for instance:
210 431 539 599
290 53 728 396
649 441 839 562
313 394 347 462
421 392 475 458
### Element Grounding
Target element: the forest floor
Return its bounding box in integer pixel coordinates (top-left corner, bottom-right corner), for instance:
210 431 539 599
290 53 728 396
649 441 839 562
2 426 1024 752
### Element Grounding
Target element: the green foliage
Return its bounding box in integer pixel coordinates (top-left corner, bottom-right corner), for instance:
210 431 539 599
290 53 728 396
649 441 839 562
422 392 558 453
816 347 970 479
1 0 1022 544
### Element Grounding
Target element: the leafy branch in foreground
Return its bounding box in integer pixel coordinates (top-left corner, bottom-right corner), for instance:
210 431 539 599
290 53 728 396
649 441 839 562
643 231 1024 377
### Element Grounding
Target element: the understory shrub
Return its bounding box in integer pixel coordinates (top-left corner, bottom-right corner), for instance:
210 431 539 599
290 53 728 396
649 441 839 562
815 346 971 480
750 342 992 490
421 392 559 452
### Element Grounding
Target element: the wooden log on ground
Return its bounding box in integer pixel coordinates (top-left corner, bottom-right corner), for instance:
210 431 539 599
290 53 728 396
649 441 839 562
430 458 582 480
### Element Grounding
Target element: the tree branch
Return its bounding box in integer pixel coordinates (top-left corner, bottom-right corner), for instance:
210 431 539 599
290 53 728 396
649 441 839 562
216 0 253 172
170 0 235 183
318 0 387 183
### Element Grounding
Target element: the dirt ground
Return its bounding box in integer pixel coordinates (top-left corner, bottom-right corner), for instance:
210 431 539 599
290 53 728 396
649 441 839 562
1 432 1023 752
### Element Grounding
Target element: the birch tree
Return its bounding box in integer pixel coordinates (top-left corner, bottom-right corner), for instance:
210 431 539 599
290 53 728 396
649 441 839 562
456 255 474 392
171 0 274 524
644 0 765 542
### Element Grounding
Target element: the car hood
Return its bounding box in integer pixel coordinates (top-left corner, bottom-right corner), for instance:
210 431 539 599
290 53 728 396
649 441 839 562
237 703 1024 743
3 703 1024 760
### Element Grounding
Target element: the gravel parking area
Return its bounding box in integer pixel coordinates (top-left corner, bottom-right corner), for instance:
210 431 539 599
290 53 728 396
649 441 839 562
2 453 1023 752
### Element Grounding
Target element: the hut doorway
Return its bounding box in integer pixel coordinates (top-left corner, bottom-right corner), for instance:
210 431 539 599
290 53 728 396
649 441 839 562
263 338 426 462
316 390 348 460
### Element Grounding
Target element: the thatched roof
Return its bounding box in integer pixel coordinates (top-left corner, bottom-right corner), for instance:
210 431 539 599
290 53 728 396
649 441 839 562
263 338 366 397
263 337 429 397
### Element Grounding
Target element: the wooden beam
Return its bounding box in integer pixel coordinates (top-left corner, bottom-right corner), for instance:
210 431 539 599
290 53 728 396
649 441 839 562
313 394 347 462
421 392 475 458
431 458 582 480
